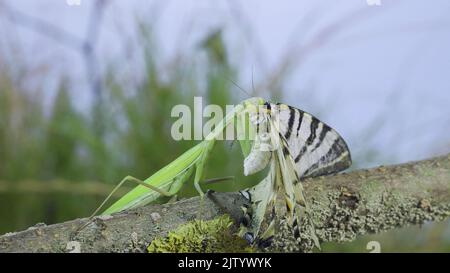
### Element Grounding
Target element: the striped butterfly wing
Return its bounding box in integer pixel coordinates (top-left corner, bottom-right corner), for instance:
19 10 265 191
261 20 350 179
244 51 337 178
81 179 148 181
269 103 352 179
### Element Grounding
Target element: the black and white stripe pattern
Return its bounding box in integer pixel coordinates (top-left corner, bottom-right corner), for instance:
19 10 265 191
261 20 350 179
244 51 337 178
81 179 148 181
268 103 351 179
238 100 351 247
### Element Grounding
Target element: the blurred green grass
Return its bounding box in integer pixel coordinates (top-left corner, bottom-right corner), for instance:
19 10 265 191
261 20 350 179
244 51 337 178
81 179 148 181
0 29 262 233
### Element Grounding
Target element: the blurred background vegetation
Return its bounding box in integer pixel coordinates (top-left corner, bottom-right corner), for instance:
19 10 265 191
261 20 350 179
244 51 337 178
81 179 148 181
0 0 449 252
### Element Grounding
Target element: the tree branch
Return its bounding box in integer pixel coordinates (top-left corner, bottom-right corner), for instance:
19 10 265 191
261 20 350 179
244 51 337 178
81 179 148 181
1 153 449 253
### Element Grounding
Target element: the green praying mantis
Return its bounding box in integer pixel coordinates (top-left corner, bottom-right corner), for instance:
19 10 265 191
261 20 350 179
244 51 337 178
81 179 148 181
91 98 257 216
77 97 352 247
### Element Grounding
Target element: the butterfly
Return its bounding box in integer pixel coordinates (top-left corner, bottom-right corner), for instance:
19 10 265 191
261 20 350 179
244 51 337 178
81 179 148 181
237 99 352 248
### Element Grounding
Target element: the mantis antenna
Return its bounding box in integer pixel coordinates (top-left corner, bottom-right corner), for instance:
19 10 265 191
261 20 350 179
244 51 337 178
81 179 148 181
224 76 252 151
252 65 255 94
226 76 251 97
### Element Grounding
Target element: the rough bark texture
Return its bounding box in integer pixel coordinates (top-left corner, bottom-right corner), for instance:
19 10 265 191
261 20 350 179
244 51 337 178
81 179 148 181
1 153 449 253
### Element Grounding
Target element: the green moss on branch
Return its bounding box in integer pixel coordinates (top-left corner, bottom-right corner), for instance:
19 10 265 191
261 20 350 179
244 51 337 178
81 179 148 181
147 215 251 253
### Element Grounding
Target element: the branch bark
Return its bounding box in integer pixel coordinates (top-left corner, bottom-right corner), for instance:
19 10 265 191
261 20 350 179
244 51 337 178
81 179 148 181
1 153 449 253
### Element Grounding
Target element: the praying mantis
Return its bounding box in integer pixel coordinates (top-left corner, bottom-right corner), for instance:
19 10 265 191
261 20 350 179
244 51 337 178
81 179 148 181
77 96 352 248
74 98 257 232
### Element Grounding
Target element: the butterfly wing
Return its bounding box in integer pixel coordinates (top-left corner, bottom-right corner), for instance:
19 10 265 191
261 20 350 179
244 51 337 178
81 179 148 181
270 103 352 179
270 115 322 248
239 101 351 248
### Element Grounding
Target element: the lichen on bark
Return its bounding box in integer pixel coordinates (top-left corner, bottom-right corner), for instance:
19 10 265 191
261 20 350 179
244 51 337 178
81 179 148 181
268 154 450 252
147 215 252 253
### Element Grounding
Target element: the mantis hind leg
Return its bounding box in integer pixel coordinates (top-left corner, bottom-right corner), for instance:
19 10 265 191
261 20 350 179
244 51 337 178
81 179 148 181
73 176 172 235
89 176 171 218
